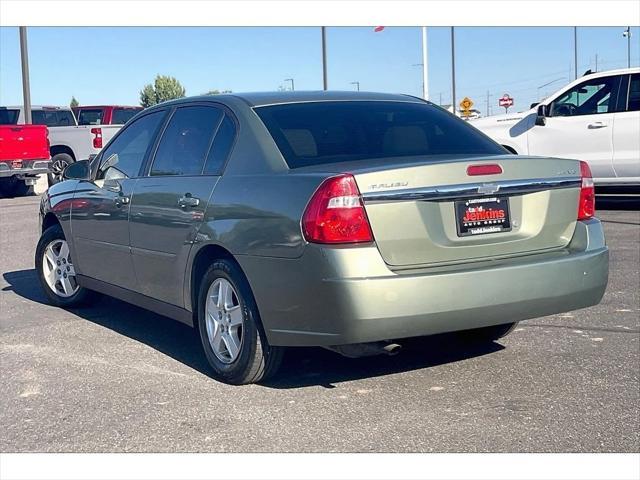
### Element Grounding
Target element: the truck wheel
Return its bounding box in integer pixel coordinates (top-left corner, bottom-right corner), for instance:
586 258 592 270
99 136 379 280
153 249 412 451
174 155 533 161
48 153 74 186
197 259 284 385
0 177 33 198
35 224 94 307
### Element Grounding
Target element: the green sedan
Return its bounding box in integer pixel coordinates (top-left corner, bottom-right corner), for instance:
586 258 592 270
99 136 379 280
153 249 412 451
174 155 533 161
35 92 609 384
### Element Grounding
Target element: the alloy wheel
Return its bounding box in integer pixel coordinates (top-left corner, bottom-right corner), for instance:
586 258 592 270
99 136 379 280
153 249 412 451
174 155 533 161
42 239 79 298
205 278 244 363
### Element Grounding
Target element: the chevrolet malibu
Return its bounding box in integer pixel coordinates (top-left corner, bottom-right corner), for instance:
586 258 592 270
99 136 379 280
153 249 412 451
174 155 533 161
36 92 609 384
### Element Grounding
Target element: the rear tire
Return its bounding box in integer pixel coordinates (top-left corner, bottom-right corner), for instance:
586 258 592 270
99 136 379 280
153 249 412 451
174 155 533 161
0 177 33 198
48 153 74 186
197 259 283 385
458 322 518 343
35 224 94 307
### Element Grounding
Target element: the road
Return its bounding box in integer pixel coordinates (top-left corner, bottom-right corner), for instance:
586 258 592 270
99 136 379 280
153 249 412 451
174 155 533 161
1 195 638 452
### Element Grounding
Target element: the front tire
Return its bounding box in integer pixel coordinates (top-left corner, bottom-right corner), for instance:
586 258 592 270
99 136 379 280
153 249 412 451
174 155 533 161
197 259 283 385
35 224 93 307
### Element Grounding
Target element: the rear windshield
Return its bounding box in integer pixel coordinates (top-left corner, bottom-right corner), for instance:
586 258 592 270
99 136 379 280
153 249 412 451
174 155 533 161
255 101 505 168
112 108 141 125
77 109 104 125
32 109 76 127
0 109 20 125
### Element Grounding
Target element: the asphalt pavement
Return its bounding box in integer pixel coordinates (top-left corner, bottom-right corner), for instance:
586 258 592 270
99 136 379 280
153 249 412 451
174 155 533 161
1 194 638 452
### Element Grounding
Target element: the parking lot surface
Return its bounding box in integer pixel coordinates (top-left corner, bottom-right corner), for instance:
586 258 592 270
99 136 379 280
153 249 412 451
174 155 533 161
1 194 638 452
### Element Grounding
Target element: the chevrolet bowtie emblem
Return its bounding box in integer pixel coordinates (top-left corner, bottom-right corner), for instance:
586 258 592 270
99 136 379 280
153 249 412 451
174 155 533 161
477 183 500 195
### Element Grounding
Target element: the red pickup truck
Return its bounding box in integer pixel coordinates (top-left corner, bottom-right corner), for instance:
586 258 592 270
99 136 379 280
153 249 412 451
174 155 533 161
0 118 50 197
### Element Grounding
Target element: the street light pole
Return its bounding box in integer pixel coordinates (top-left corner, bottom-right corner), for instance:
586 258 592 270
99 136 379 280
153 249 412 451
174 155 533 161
623 27 632 68
350 81 360 91
321 27 328 90
573 26 578 79
19 26 32 124
284 78 295 91
450 27 456 116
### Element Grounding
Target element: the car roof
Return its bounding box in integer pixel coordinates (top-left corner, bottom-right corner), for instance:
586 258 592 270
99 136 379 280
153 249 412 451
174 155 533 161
152 91 426 110
73 105 142 109
3 105 72 110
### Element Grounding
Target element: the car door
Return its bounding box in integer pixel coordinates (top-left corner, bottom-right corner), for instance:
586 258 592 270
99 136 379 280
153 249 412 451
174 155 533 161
527 74 622 181
128 105 237 307
612 73 640 182
70 109 167 290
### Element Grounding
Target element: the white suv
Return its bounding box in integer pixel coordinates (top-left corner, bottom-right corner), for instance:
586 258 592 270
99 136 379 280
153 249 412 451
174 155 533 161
471 68 640 189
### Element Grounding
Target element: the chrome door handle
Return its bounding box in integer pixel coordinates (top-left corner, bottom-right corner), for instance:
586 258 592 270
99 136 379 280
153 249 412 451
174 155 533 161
588 122 607 129
178 195 200 208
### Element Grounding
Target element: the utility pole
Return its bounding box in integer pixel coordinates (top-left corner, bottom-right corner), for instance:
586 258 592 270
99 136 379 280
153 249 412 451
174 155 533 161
485 90 491 117
421 27 429 100
623 27 632 68
450 26 456 116
19 27 32 124
573 26 578 79
321 27 328 90
439 92 442 106
350 81 360 91
595 53 598 71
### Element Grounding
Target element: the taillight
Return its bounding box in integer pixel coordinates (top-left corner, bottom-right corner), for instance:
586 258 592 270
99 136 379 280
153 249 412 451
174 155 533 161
91 128 103 149
466 164 503 176
302 174 373 244
45 128 50 156
578 160 595 220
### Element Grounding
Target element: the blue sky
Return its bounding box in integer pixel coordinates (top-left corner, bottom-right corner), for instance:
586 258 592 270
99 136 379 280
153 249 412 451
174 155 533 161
1 26 638 116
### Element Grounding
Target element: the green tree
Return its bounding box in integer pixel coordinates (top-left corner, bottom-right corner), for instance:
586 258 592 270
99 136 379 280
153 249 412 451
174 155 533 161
139 75 186 107
70 96 79 108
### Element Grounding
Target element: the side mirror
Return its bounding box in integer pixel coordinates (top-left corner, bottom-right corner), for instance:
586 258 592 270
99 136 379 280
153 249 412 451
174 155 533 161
62 159 91 181
535 104 548 126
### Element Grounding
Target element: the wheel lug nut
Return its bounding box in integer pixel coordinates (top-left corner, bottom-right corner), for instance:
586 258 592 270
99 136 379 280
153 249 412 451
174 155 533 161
66 266 70 271
63 273 67 278
57 269 61 274
57 260 61 266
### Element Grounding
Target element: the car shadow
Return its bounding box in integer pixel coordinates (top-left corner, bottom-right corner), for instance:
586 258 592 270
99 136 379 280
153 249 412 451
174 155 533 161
3 268 504 389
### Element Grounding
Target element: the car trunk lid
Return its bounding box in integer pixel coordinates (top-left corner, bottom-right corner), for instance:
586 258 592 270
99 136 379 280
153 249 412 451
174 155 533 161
301 154 582 267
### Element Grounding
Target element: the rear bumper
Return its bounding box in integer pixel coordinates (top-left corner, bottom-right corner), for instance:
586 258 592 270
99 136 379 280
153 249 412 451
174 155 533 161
0 159 51 178
239 219 609 347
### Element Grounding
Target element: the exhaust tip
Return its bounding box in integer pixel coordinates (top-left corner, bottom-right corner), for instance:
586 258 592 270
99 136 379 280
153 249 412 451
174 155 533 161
383 343 402 356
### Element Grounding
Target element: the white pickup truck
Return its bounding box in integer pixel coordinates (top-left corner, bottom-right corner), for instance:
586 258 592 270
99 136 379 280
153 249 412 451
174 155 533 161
1 106 122 184
471 68 640 190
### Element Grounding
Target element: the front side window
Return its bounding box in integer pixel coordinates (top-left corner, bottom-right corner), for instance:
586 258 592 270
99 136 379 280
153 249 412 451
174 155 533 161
98 110 166 181
150 106 223 176
627 74 640 112
77 109 104 125
255 101 505 168
550 76 619 117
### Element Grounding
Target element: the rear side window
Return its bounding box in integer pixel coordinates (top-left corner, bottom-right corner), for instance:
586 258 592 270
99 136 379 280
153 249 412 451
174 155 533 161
77 109 104 125
203 115 236 175
150 106 223 176
0 109 19 124
98 110 166 180
255 101 505 168
112 108 141 125
32 109 75 127
627 74 640 112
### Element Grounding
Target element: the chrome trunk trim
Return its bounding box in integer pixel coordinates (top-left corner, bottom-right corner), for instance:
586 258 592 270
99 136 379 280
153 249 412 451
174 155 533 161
362 176 581 203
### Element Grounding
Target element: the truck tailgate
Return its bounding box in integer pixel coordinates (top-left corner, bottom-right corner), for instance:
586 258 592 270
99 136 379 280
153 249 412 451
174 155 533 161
0 125 49 162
